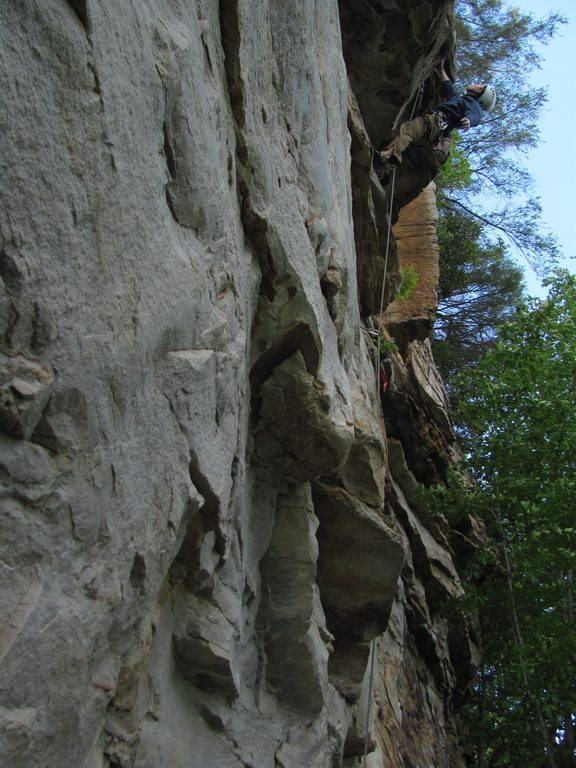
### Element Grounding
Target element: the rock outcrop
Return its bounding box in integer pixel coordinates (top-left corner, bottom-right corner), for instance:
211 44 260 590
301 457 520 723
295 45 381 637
0 2 477 767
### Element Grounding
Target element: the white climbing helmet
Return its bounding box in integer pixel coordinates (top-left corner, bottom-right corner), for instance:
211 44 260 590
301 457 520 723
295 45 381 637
477 84 497 112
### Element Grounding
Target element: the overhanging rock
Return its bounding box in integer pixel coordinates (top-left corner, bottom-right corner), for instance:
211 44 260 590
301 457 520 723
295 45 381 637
314 482 406 701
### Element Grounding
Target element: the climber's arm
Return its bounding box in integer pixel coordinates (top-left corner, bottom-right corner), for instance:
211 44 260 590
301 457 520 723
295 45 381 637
435 59 450 82
460 102 483 131
438 78 457 101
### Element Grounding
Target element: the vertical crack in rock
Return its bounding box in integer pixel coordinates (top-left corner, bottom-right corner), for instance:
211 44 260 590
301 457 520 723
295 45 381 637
161 110 179 224
161 347 243 702
256 487 328 716
159 81 206 231
65 0 90 32
0 244 30 353
218 2 274 299
169 473 239 698
238 202 277 301
153 16 227 234
219 0 246 130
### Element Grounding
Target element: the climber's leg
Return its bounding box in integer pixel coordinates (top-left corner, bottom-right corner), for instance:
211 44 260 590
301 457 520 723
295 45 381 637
380 114 439 164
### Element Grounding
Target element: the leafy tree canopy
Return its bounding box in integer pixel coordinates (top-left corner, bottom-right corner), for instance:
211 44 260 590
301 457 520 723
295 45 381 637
432 206 525 383
435 272 576 768
438 0 566 272
431 0 567 384
426 7 574 765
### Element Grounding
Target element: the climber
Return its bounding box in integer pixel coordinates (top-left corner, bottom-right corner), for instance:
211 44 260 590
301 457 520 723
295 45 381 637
376 60 496 172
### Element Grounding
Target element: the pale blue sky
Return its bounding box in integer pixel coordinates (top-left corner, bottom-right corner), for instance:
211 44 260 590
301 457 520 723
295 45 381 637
511 0 575 294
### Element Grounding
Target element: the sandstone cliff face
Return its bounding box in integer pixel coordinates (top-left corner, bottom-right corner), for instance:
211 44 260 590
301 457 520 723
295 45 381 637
0 2 476 767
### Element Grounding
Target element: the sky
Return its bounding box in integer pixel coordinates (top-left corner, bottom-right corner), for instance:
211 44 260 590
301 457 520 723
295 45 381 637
509 0 575 295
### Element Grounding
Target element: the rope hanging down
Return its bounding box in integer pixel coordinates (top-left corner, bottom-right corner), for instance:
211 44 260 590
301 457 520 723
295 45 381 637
362 76 427 767
408 80 425 122
363 159 398 768
363 79 422 764
372 76 424 399
374 164 396 413
362 638 378 766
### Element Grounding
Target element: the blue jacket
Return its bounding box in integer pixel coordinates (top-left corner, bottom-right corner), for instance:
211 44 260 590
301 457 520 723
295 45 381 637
436 80 484 134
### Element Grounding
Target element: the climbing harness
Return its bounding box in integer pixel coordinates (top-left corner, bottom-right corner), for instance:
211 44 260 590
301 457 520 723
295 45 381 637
425 109 448 132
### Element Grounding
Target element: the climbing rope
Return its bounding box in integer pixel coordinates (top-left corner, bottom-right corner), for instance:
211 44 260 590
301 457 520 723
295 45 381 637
363 159 397 768
408 80 425 121
374 164 397 415
362 73 431 766
362 637 378 766
362 75 424 763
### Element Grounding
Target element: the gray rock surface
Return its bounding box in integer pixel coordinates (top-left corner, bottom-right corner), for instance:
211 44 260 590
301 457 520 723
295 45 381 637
0 2 477 767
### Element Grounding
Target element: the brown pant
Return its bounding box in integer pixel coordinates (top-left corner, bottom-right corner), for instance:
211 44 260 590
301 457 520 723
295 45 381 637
387 113 443 163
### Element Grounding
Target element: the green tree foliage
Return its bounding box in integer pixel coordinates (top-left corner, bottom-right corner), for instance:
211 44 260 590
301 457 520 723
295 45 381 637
446 272 576 767
437 131 472 191
432 207 524 383
428 7 574 764
439 0 566 271
397 265 419 301
431 0 566 384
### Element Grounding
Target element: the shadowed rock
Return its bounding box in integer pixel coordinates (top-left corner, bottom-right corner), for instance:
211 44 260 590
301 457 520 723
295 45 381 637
314 482 406 700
